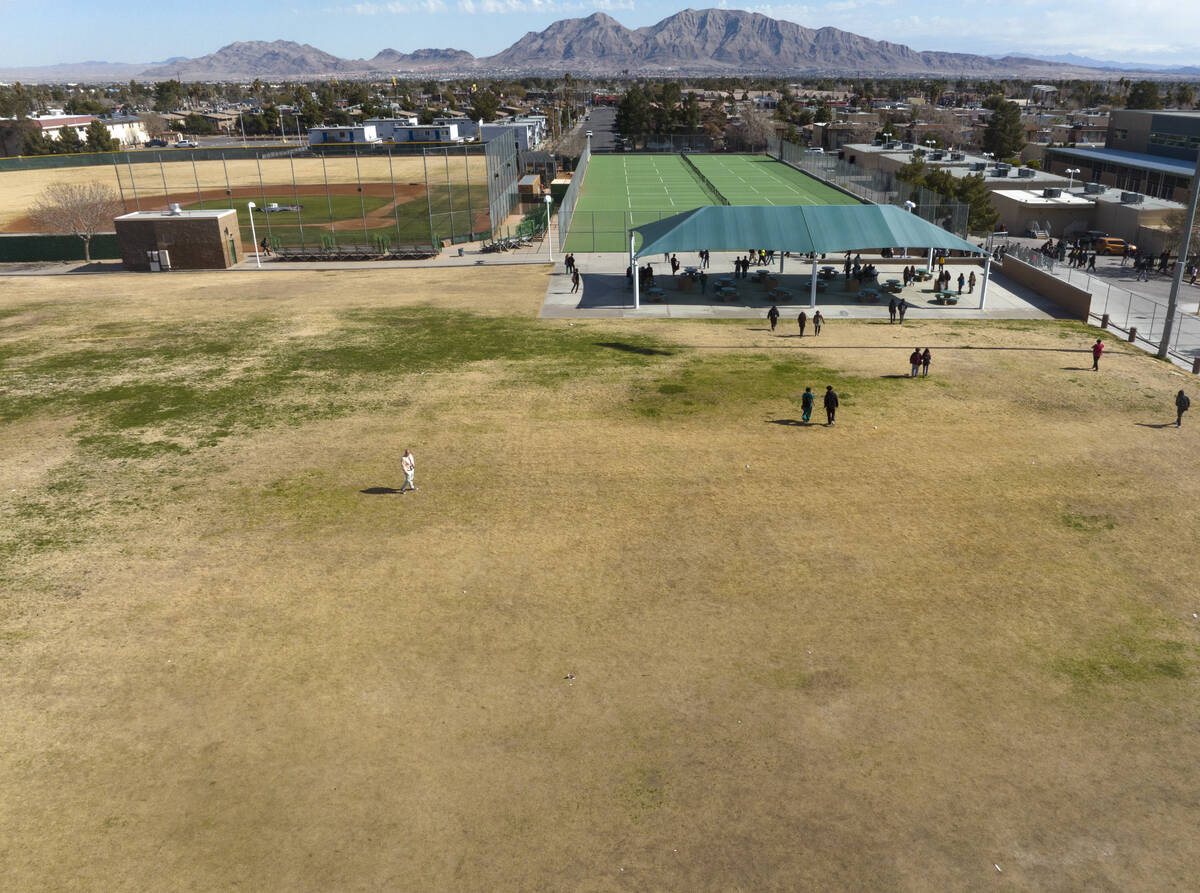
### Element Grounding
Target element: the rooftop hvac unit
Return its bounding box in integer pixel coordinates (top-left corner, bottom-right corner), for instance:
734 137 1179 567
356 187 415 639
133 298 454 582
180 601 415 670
996 162 1011 171
950 152 965 161
871 139 883 146
1042 187 1062 198
1084 182 1106 194
1120 191 1143 204
993 168 1009 177
969 161 986 172
885 140 899 149
930 150 945 160
1018 167 1036 178
901 142 914 150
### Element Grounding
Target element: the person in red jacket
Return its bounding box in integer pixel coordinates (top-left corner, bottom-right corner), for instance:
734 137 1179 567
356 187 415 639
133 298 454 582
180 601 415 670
1092 338 1104 371
909 348 923 378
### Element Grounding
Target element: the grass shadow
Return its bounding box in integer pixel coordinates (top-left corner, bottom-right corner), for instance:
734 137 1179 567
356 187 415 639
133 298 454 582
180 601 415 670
594 341 675 357
360 486 401 495
1134 422 1177 429
766 418 815 427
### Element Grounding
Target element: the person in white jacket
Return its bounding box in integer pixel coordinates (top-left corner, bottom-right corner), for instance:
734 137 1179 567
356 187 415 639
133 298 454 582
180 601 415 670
400 449 417 494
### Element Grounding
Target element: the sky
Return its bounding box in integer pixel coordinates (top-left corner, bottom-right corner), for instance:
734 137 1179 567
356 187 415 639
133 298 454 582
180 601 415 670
1 0 1198 69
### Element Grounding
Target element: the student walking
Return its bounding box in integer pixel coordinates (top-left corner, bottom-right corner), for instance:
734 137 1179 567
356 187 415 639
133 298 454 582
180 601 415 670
1177 390 1191 427
797 311 807 336
897 298 909 324
1087 252 1097 272
570 270 581 293
957 273 965 295
812 310 824 335
1091 338 1104 371
670 254 680 275
400 448 417 494
823 385 839 425
921 347 931 377
888 297 898 323
801 386 814 423
565 253 575 274
968 271 976 293
909 348 923 378
767 305 780 331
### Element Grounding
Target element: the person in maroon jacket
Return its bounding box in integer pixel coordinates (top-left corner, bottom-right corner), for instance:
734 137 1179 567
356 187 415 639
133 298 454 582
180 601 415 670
909 348 923 378
1092 338 1104 371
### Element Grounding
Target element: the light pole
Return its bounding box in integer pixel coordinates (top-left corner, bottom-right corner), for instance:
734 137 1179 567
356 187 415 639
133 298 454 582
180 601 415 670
924 138 935 156
1065 168 1080 190
247 201 261 268
1157 152 1200 358
544 194 553 264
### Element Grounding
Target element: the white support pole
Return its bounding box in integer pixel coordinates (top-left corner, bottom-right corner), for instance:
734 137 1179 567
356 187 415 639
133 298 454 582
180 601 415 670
979 255 992 310
810 258 818 308
631 232 640 311
780 252 785 274
926 246 934 274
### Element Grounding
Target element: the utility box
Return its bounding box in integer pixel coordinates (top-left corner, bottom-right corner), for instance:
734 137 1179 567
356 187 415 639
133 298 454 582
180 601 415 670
115 208 242 271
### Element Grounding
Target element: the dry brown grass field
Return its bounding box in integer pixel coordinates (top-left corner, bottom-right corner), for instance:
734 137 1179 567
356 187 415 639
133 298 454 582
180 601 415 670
0 154 485 229
2 267 1199 891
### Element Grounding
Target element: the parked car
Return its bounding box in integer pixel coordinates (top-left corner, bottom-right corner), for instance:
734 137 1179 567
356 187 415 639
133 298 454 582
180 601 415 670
174 139 198 148
145 138 168 147
1094 237 1136 255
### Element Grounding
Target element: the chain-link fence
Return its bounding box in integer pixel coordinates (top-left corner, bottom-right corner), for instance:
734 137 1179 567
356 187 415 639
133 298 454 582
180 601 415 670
766 136 970 237
485 135 520 242
593 133 722 154
108 144 490 252
1005 242 1200 363
556 135 590 252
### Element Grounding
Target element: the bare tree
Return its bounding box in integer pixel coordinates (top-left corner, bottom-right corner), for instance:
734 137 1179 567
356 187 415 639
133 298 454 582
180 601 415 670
726 108 777 151
29 182 124 262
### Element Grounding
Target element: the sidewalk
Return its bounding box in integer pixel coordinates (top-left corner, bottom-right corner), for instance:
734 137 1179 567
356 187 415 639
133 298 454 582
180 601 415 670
541 251 1067 321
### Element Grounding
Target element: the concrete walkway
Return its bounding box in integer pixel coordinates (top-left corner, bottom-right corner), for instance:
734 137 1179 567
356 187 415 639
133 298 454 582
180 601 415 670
541 251 1068 321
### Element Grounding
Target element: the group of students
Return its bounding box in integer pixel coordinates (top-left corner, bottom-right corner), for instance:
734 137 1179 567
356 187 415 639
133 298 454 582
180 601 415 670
732 253 772 278
800 385 840 425
766 305 824 335
908 348 933 377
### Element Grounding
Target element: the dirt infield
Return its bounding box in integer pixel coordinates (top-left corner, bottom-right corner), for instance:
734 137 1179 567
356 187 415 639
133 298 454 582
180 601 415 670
3 270 1199 890
0 153 487 229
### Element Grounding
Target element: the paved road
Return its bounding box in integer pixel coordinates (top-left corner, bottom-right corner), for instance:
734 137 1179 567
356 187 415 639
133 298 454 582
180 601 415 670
585 107 619 152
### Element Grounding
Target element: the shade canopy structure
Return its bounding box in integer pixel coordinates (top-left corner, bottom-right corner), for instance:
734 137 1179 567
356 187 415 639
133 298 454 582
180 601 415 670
630 204 985 258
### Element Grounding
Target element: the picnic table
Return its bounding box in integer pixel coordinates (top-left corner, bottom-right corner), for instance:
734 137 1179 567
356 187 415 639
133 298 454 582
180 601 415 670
914 270 933 282
819 266 838 280
883 279 904 293
801 279 828 292
933 290 959 305
768 287 794 302
715 277 735 289
645 286 667 302
714 285 739 301
857 288 881 303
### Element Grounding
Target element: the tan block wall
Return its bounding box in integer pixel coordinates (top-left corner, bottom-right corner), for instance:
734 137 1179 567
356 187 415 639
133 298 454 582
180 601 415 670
999 255 1092 321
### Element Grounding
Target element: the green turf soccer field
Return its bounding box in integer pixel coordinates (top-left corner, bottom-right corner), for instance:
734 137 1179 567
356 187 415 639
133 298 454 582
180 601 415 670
563 153 860 253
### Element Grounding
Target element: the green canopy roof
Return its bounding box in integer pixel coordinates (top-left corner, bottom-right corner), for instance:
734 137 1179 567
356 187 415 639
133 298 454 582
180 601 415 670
631 205 984 258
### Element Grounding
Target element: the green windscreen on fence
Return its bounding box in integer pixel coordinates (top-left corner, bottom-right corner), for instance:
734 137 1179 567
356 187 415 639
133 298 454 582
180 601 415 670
0 233 120 262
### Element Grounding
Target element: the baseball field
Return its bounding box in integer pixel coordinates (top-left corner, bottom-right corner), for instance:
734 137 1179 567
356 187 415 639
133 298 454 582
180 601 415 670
2 266 1199 890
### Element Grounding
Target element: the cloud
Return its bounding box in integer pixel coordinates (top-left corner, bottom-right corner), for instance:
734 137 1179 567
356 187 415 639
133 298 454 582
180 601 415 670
349 0 446 13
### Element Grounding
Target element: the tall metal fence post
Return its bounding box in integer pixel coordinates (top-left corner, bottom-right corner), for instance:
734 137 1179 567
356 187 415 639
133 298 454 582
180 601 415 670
422 148 436 248
255 154 273 245
354 147 368 244
289 154 305 249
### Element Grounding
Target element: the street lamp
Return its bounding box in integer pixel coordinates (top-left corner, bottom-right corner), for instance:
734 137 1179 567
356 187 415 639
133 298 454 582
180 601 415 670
246 202 261 268
1065 168 1080 190
544 194 553 264
924 139 936 154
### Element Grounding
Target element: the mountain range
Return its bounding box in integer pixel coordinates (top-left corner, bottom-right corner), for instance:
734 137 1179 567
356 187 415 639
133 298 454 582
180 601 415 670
2 9 1198 82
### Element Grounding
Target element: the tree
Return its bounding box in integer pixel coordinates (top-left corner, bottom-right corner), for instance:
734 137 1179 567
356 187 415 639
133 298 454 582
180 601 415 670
28 182 124 262
470 89 501 122
726 108 775 151
65 96 106 115
56 125 85 154
1162 207 1200 255
954 174 999 234
1125 81 1162 110
153 79 185 111
84 119 118 152
681 92 702 133
1174 84 1195 109
981 95 1025 157
615 86 650 141
813 104 832 123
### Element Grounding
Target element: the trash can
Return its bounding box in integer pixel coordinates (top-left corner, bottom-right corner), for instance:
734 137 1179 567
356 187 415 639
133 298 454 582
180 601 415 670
458 247 464 257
